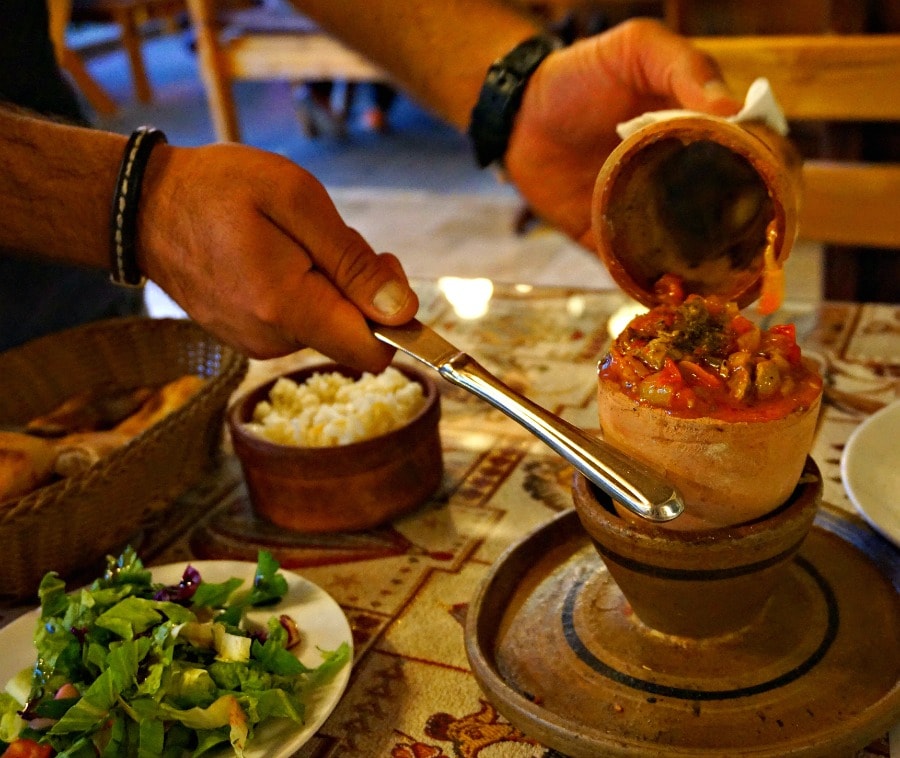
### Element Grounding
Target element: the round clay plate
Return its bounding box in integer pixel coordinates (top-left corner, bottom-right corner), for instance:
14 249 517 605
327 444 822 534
466 507 900 758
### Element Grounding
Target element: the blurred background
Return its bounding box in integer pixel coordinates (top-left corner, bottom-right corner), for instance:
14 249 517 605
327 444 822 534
59 0 900 310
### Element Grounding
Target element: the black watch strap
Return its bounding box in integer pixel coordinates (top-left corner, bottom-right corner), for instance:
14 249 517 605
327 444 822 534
468 34 563 168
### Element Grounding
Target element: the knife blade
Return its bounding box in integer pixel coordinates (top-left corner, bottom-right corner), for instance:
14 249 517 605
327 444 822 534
373 319 683 522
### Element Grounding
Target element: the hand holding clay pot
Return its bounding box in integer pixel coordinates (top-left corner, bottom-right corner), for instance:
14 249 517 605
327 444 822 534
593 106 802 315
590 87 818 530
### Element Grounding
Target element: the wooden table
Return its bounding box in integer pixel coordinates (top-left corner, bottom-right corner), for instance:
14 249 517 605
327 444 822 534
2 280 898 756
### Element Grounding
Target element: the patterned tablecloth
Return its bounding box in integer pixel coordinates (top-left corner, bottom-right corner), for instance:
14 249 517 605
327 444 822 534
2 280 898 757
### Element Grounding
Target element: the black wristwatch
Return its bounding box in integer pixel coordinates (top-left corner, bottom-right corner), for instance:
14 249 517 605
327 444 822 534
468 34 564 168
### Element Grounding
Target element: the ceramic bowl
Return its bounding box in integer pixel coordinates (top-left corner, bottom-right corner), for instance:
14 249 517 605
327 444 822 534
571 457 822 638
597 373 822 530
592 116 801 309
227 362 443 533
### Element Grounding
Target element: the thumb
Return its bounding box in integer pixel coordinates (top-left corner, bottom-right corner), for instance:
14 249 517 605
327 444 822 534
366 252 420 324
323 228 418 325
674 52 743 117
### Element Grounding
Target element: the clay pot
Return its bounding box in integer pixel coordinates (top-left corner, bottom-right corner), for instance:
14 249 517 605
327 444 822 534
571 457 821 638
592 116 801 309
597 373 822 529
228 362 443 533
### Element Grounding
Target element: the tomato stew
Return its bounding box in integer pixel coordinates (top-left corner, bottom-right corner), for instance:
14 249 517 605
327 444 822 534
599 276 822 422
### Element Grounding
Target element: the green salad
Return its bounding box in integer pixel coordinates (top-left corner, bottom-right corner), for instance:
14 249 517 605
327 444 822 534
0 549 350 758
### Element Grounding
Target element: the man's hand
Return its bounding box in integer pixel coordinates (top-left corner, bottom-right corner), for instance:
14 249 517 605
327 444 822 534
505 18 743 251
138 142 418 371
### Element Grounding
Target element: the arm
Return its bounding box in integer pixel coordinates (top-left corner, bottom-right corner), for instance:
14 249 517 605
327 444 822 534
286 0 544 131
0 106 417 369
288 5 742 250
0 107 124 268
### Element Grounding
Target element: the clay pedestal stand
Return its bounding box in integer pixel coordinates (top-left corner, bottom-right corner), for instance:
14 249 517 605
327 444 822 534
465 458 900 757
572 458 821 638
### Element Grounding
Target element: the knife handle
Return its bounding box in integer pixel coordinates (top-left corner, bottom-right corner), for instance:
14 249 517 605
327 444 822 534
440 353 683 521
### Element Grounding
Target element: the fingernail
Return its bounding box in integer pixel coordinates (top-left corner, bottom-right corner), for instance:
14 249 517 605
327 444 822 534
703 79 733 101
373 280 406 316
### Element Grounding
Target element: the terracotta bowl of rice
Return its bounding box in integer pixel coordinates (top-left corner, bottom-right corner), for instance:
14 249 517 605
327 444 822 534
227 362 442 533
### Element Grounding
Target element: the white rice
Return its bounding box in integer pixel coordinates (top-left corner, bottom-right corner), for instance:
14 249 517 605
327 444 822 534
247 367 426 447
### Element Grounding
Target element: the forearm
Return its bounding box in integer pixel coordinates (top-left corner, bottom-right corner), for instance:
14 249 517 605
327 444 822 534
0 106 126 269
289 0 543 130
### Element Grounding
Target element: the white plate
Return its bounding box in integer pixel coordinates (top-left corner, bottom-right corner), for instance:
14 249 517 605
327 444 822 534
0 560 353 758
841 399 900 548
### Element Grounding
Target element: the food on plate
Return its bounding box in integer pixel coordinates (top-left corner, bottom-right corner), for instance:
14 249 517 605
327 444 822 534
0 375 207 503
246 366 426 447
597 274 822 529
0 549 349 758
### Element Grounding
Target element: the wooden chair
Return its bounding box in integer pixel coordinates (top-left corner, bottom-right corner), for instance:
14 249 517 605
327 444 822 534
48 0 119 115
51 0 186 115
185 0 391 143
692 34 900 298
69 0 187 104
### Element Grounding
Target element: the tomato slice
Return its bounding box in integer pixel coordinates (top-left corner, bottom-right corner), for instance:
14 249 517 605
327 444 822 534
1 739 54 758
730 314 755 336
679 360 723 390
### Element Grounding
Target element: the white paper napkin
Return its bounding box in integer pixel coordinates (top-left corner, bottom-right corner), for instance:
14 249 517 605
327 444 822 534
616 77 789 140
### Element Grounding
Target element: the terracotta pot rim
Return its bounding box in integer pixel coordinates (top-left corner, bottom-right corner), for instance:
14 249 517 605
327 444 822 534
573 456 821 546
592 115 799 309
596 375 821 428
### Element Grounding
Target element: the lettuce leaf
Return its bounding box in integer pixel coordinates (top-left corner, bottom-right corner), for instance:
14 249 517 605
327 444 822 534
3 549 347 757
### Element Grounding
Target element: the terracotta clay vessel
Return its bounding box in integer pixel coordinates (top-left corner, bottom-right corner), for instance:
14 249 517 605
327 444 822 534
228 362 443 533
591 115 816 529
593 116 802 310
571 457 822 638
596 371 822 529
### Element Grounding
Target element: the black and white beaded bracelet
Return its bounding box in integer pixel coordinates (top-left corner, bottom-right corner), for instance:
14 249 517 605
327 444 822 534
109 126 168 287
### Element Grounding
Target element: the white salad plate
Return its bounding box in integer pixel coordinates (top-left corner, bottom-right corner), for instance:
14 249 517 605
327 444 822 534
0 560 353 758
841 399 900 549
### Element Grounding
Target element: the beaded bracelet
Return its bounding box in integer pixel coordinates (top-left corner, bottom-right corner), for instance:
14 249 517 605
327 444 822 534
109 126 168 287
467 34 563 168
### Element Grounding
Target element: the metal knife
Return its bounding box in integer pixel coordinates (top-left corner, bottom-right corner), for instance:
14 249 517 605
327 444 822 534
373 319 683 522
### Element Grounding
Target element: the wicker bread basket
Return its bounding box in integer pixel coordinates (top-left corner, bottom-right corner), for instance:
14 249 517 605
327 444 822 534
0 317 247 601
